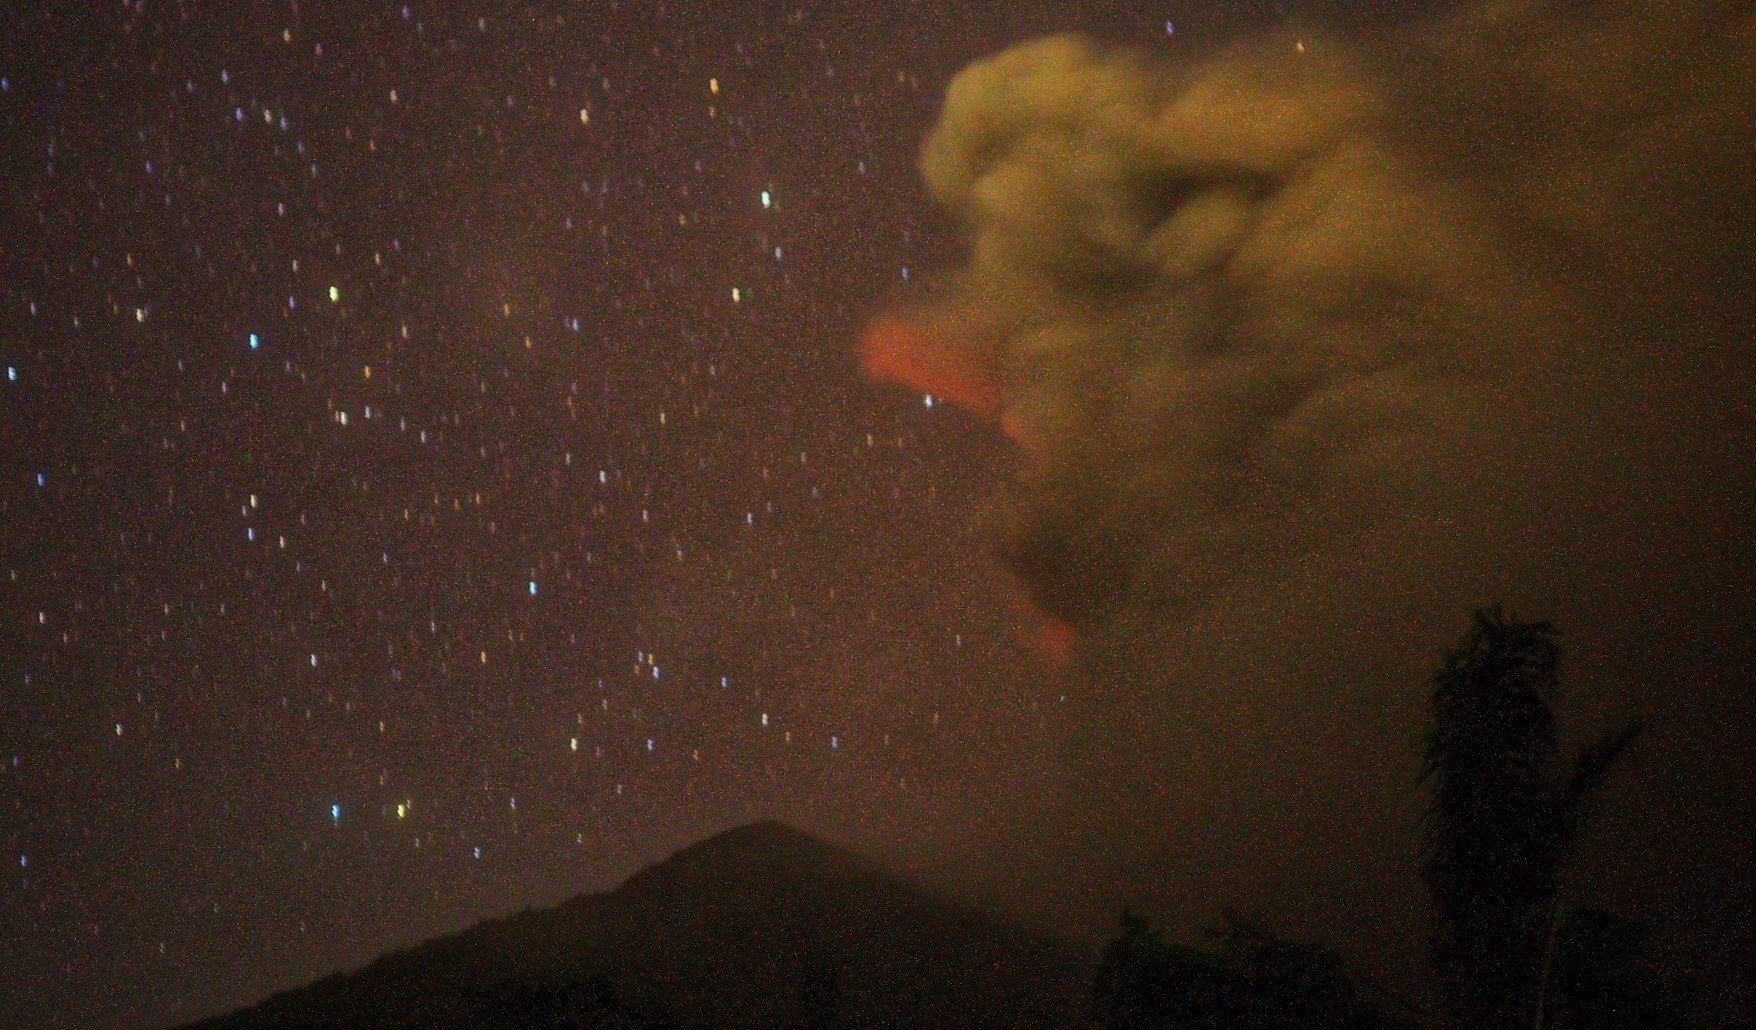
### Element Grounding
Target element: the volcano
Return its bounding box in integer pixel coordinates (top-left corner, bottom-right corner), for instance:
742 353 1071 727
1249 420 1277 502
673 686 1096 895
180 821 1093 1028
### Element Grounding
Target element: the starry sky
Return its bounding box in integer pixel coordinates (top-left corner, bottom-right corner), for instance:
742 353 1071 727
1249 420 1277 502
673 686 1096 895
4 0 1748 1026
0 2 1218 1023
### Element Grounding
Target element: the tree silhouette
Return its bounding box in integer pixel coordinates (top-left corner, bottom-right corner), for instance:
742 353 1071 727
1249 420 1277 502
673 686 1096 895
795 950 842 1030
1420 606 1640 1029
1541 906 1695 1029
1093 909 1404 1029
468 974 677 1029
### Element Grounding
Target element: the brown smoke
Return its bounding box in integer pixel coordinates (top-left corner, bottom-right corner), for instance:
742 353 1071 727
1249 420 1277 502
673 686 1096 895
865 0 1752 1003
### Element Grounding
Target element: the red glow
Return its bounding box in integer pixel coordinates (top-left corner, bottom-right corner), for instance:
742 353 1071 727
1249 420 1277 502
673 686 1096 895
1033 615 1076 667
862 318 1066 664
997 409 1048 474
1011 592 1076 668
859 318 1001 420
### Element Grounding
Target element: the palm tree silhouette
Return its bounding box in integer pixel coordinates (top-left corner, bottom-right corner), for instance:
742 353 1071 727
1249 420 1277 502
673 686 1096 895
1420 606 1639 1029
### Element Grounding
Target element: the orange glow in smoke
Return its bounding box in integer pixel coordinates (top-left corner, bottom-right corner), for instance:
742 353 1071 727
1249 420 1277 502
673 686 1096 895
859 316 1051 473
859 317 1001 420
1011 592 1076 669
1033 613 1076 667
862 316 1071 666
997 409 1049 475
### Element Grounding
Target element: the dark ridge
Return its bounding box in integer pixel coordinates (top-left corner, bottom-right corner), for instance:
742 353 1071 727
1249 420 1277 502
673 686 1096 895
179 821 1093 1029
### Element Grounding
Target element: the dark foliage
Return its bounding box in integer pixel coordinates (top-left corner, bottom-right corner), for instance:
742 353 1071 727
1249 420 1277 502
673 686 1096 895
1093 909 1405 1030
468 975 677 1029
1541 907 1696 1030
795 951 842 1030
1420 606 1640 1028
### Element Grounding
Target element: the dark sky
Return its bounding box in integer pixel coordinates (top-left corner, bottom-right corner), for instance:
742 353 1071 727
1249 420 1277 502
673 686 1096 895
2 1 1747 1027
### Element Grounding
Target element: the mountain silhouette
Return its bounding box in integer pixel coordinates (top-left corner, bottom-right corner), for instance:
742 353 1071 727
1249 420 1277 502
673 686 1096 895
180 821 1093 1028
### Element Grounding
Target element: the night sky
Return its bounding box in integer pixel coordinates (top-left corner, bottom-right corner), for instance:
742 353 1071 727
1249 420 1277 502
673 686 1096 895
3 1 1748 1027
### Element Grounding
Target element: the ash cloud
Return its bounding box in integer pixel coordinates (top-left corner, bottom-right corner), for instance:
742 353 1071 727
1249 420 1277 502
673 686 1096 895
871 0 1752 1000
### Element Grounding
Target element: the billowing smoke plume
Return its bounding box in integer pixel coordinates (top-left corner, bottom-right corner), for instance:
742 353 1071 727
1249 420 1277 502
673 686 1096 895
867 0 1751 999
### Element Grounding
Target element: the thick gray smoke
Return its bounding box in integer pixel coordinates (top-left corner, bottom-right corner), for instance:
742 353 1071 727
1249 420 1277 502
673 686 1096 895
887 0 1752 1000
